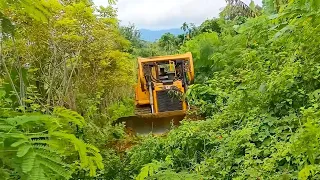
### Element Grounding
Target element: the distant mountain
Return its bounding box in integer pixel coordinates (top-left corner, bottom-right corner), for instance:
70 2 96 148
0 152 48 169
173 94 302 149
140 28 184 42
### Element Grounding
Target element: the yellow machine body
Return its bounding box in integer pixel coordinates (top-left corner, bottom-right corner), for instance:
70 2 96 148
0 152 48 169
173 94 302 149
115 52 194 135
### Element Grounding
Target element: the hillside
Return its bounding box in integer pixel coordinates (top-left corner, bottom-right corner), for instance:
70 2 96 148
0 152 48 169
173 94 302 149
139 28 184 42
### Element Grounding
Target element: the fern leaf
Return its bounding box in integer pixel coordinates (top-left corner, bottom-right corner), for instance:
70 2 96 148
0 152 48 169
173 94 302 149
38 158 72 179
38 167 46 180
22 151 36 173
136 165 151 180
33 143 63 154
5 133 25 139
53 107 86 128
88 153 104 170
28 133 51 146
0 122 14 131
17 144 31 157
86 145 104 169
51 132 89 167
5 115 50 126
136 161 162 180
30 139 50 145
27 133 50 139
11 139 28 147
20 0 48 22
35 149 68 167
86 143 100 153
28 161 40 180
88 157 97 177
28 161 46 180
86 145 100 156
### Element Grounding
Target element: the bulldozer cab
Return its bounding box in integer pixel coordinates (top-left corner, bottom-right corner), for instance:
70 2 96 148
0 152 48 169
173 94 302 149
158 61 176 82
114 52 194 135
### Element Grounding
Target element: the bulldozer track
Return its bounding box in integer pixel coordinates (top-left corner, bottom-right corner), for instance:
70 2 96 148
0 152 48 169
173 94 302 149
135 106 151 115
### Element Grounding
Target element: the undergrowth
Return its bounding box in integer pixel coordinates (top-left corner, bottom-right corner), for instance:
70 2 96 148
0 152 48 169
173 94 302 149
121 1 320 180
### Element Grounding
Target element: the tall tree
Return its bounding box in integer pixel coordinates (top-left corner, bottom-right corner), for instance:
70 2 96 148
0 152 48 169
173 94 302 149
221 0 261 20
188 23 199 38
181 22 189 44
262 0 288 13
120 23 142 53
0 0 134 119
181 22 189 33
199 19 222 33
158 33 178 54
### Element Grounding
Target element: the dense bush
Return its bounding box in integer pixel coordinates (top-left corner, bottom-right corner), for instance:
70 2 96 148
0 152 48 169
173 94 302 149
0 0 133 179
3 0 320 179
123 1 320 179
0 88 103 179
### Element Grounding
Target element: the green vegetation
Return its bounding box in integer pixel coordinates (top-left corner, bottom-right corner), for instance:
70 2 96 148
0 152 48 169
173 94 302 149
1 0 320 179
0 0 131 179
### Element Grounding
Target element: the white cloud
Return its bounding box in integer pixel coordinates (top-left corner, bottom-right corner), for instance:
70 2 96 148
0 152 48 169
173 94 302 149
93 0 262 30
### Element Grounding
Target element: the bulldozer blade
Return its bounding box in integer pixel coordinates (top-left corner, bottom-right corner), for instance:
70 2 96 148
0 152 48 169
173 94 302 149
114 110 186 135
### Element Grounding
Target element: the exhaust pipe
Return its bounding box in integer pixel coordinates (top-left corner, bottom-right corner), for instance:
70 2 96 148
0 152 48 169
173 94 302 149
148 81 154 113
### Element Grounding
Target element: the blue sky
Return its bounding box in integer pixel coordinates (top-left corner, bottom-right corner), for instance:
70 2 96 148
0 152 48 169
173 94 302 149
93 0 262 30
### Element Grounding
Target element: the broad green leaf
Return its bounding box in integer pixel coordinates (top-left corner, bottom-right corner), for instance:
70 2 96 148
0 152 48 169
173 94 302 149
274 25 293 39
17 144 31 157
11 139 28 147
268 14 279 20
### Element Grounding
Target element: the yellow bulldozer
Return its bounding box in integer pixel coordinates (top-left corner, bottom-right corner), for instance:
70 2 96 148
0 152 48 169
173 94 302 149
114 52 194 135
